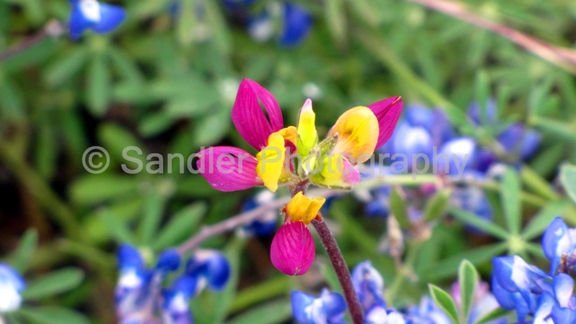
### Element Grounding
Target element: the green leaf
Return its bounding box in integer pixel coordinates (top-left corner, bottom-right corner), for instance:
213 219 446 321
100 208 135 244
192 109 231 146
86 54 111 116
521 166 559 201
421 243 507 280
98 123 147 167
429 284 459 324
532 117 576 144
459 260 478 324
9 229 38 272
139 193 166 245
226 299 292 324
522 200 568 240
325 0 347 45
423 188 452 222
69 174 139 205
139 112 176 137
449 208 509 239
560 164 576 205
44 47 88 86
390 187 410 228
176 0 198 45
501 167 522 234
474 70 491 125
153 203 207 250
474 307 509 324
0 79 25 121
201 0 232 56
18 307 90 324
23 268 84 300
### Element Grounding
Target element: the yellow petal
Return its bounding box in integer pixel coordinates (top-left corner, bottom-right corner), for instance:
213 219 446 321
327 106 378 164
256 132 286 192
285 192 326 224
297 99 318 158
278 126 298 146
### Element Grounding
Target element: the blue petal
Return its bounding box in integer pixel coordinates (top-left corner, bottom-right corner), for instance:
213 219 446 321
551 302 576 323
278 2 312 47
186 250 230 290
438 137 477 176
404 105 434 131
542 217 572 274
319 289 347 319
365 305 388 324
553 273 574 308
394 123 433 170
92 3 126 34
491 275 516 310
351 261 385 311
156 249 181 272
291 290 316 323
468 99 497 126
117 244 144 271
534 291 555 324
0 263 26 293
497 123 525 153
172 275 199 298
519 129 541 160
68 4 95 40
430 109 455 147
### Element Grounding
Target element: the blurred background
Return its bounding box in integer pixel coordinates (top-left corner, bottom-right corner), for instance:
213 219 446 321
1 0 576 323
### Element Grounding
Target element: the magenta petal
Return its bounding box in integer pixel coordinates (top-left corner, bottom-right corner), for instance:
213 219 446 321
232 79 284 150
367 96 404 149
270 221 315 276
196 146 263 192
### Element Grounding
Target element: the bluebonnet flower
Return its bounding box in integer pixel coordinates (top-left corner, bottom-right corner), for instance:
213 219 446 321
491 256 551 321
115 244 231 324
291 289 347 324
0 263 25 314
227 1 312 47
185 250 231 292
68 0 126 40
406 297 451 324
542 217 576 274
451 281 506 324
238 191 278 237
351 261 386 311
116 245 181 323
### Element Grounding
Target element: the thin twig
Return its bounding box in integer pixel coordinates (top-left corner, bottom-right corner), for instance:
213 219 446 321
408 0 576 74
0 20 66 62
177 189 340 254
311 219 364 324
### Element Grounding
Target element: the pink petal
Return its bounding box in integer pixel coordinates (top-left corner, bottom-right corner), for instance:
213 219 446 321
342 158 361 185
196 146 263 192
232 79 284 150
367 96 404 149
270 221 315 276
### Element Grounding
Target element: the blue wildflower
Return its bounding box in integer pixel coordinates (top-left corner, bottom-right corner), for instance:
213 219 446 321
278 2 312 47
542 217 576 274
406 296 451 324
238 191 278 237
351 261 386 311
161 275 198 324
0 263 25 313
185 250 231 292
291 289 347 324
68 0 126 40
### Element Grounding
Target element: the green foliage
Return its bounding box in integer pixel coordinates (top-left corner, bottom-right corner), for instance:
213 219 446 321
1 0 576 322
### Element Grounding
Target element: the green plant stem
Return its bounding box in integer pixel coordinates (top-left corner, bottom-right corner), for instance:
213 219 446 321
0 140 80 240
311 218 364 324
385 241 422 301
0 20 65 62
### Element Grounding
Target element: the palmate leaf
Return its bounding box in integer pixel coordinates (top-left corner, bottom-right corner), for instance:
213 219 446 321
429 284 459 324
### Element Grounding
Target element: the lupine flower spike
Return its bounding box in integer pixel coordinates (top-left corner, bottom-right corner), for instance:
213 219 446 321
291 288 347 324
197 79 402 275
68 0 127 40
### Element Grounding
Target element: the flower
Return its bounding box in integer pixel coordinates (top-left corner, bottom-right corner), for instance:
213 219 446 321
542 216 576 274
161 275 198 324
0 263 25 313
115 245 181 323
68 0 126 40
238 190 279 237
197 78 403 193
351 261 386 311
406 296 452 324
451 281 506 324
185 250 231 291
270 192 323 276
291 288 347 324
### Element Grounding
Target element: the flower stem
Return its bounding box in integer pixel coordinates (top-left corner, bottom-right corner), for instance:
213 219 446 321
311 219 364 324
0 20 65 62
